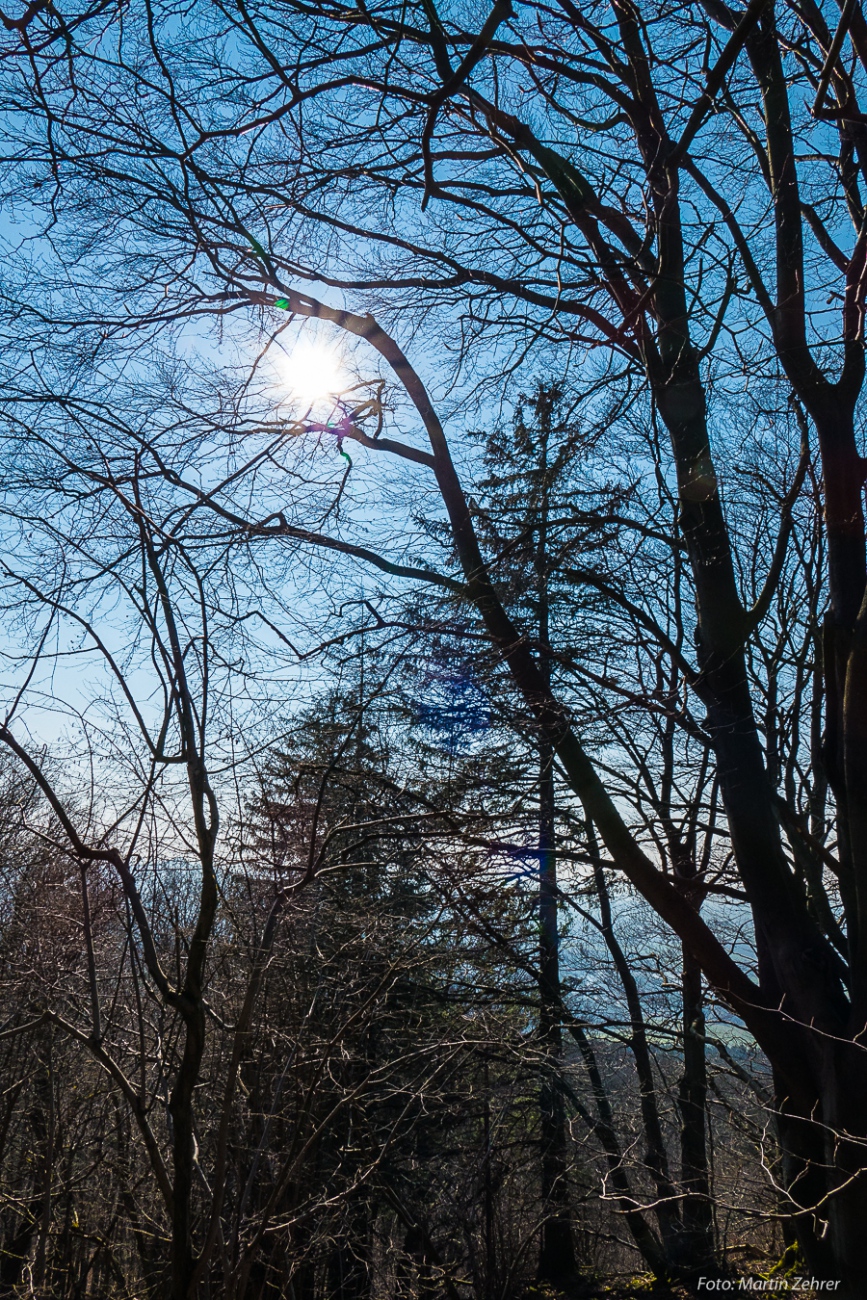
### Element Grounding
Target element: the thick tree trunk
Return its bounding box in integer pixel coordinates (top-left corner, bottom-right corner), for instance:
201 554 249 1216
652 353 858 1281
779 398 867 1300
806 404 867 977
787 1042 867 1297
654 377 859 1273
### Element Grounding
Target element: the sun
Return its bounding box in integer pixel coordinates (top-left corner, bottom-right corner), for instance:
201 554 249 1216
280 340 349 406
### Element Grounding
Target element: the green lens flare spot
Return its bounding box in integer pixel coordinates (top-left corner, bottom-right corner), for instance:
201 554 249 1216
274 298 290 310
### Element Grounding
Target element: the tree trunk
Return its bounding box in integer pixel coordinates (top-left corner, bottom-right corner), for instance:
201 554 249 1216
533 407 578 1288
169 1005 207 1300
678 946 714 1272
537 738 577 1288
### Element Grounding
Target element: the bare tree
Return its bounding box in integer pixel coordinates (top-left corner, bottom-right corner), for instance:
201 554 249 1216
0 0 865 1288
